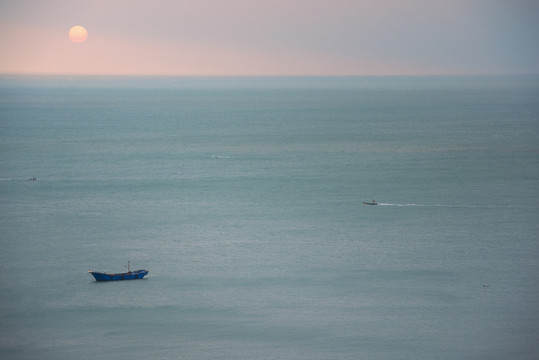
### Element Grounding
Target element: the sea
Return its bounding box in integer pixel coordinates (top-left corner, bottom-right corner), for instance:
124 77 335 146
1 75 538 360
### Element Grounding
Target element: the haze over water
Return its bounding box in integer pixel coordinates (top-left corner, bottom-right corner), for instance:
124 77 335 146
1 75 539 359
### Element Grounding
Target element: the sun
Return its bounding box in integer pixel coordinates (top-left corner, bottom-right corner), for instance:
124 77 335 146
68 26 88 43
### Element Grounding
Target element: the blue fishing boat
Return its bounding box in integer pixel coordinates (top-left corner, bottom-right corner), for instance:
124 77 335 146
88 262 148 281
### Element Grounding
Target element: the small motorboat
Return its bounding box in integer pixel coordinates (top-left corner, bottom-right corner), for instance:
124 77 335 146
363 200 378 206
88 262 148 281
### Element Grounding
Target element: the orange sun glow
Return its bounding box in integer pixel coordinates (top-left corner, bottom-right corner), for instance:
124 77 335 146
68 26 88 43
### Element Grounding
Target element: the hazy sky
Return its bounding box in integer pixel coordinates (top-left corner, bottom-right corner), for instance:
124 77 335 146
1 0 538 75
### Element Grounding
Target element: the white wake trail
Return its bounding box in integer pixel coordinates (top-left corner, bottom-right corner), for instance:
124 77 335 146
377 203 528 209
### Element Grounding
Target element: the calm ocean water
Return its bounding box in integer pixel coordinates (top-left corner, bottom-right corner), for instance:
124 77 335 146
1 75 538 359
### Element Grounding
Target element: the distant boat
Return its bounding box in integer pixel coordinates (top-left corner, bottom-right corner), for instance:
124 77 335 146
88 261 148 281
363 200 378 206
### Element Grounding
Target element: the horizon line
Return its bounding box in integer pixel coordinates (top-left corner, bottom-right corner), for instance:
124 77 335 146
2 72 538 78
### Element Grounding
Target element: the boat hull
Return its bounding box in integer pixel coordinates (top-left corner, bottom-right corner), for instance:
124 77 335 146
363 201 378 206
89 270 148 281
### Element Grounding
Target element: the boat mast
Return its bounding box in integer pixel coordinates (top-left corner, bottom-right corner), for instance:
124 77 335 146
128 261 130 273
